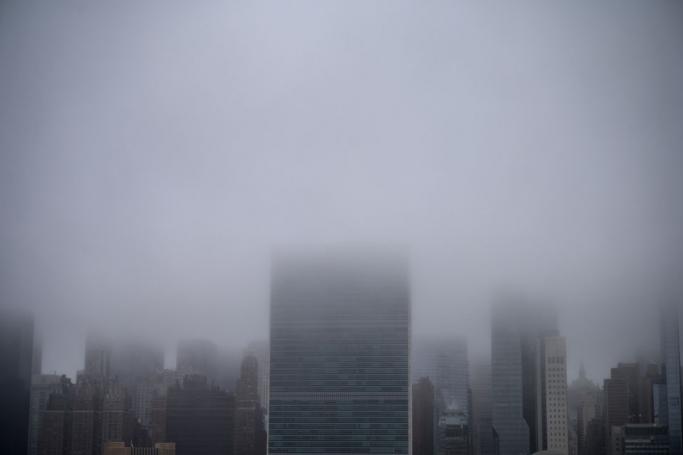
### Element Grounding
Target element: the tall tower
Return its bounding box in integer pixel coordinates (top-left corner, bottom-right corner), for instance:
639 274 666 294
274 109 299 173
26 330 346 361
491 303 529 455
0 306 34 455
661 302 682 455
413 337 470 455
542 335 568 453
268 250 411 455
491 300 560 455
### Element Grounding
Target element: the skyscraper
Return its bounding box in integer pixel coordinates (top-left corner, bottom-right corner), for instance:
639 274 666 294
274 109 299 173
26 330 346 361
166 375 235 455
176 339 219 384
0 306 35 455
29 374 66 455
491 300 561 455
543 335 568 453
471 363 495 455
491 303 529 455
234 354 263 455
84 335 112 380
661 302 682 455
269 251 411 455
412 377 435 455
413 337 470 455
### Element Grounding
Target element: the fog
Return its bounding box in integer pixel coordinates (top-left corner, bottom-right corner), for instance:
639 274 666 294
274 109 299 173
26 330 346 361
1 1 682 384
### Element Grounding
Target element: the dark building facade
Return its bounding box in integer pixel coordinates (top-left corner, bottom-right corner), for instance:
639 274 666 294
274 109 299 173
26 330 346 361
166 375 235 455
0 306 35 455
471 363 495 455
269 252 411 454
412 377 435 455
234 354 264 455
661 303 682 455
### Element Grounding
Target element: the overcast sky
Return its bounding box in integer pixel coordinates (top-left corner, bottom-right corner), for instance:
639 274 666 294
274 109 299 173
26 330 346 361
1 1 682 382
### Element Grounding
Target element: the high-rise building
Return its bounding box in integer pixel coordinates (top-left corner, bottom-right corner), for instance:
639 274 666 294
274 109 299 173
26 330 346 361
622 424 668 454
166 375 235 455
176 339 219 385
246 340 270 419
234 354 264 455
542 336 568 453
413 337 470 454
29 374 66 455
491 303 529 455
0 306 35 455
491 300 561 455
471 363 495 455
84 335 112 380
412 377 435 455
269 251 411 455
101 384 132 447
568 364 602 455
661 302 682 455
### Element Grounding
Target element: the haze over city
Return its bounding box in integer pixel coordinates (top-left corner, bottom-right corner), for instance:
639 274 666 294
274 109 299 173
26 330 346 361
2 0 683 387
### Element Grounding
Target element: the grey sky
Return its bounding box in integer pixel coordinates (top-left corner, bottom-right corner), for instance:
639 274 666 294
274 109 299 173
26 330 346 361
1 1 682 382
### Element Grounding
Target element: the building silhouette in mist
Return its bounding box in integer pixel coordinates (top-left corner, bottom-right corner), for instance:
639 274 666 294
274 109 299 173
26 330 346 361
661 302 683 455
166 374 235 455
413 337 471 455
176 339 220 384
29 374 66 455
491 301 566 455
0 306 35 455
268 252 411 454
412 377 435 455
234 353 266 455
471 363 496 455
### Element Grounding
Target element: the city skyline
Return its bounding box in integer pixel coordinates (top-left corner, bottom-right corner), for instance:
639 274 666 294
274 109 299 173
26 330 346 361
2 1 683 386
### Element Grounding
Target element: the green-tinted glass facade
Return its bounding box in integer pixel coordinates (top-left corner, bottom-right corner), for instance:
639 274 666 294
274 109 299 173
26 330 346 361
269 253 410 454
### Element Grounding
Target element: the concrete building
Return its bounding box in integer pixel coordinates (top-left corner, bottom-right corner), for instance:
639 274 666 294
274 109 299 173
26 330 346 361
234 354 264 455
268 251 411 455
623 424 668 454
543 336 568 453
29 374 65 455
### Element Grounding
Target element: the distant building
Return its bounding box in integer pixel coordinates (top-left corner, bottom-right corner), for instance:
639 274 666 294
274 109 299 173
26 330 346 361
29 374 65 455
622 424 668 454
437 408 470 455
268 251 411 454
166 375 235 455
234 354 264 455
84 334 112 380
660 303 682 455
245 340 270 419
491 300 560 455
412 377 435 455
471 363 495 455
413 337 470 455
0 306 35 455
176 339 219 385
543 336 568 453
101 384 132 446
37 379 74 455
568 364 602 455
